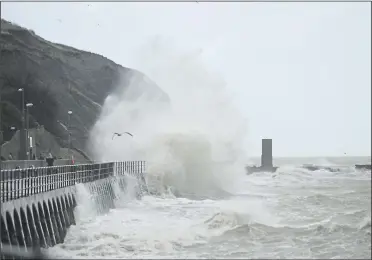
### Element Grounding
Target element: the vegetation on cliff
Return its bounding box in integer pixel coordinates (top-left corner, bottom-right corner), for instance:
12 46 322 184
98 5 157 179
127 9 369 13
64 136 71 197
0 19 169 159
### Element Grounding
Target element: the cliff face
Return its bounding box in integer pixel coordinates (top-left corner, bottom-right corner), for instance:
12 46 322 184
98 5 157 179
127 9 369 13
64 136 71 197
0 19 169 159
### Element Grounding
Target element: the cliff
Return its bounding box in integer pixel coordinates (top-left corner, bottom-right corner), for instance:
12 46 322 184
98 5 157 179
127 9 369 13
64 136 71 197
0 19 169 160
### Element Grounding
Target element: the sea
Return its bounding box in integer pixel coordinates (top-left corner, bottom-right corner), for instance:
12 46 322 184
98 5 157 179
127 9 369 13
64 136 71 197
45 156 371 259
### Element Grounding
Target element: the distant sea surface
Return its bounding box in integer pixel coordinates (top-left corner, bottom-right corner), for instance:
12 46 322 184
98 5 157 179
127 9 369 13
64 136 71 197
247 155 371 167
47 156 371 259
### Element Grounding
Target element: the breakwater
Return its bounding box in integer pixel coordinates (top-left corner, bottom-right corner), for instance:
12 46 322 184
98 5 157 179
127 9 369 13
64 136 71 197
0 161 146 258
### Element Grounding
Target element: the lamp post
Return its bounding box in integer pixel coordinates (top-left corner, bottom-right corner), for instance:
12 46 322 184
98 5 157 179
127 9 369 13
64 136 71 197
18 88 27 160
67 110 72 160
26 103 33 160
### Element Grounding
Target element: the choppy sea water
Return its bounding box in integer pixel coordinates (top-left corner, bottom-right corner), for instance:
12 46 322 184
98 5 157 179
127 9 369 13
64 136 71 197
46 157 371 259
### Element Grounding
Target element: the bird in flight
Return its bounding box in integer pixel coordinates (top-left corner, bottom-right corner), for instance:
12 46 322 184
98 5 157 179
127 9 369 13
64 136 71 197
112 132 133 140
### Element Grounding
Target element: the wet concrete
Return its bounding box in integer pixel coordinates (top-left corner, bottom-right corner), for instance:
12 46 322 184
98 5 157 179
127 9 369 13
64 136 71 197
0 174 144 258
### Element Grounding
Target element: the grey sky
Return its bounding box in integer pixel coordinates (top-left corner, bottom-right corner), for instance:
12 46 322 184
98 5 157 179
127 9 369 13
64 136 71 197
2 2 370 157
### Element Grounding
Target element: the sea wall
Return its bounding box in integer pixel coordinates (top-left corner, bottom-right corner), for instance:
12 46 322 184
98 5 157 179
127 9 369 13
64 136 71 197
0 161 146 257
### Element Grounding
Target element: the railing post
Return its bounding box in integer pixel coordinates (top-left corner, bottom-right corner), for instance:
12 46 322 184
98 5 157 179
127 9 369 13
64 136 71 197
25 168 29 197
39 167 43 194
71 165 75 186
100 163 103 179
30 167 34 196
56 166 59 189
66 165 69 187
59 166 63 189
83 165 87 183
16 169 20 200
93 164 96 180
50 166 54 191
110 162 114 177
89 164 93 182
48 167 52 192
91 164 94 181
0 169 4 202
77 164 80 184
44 166 48 193
1 160 148 204
85 164 89 182
41 167 45 193
47 166 50 192
53 166 56 190
134 161 136 176
63 166 68 188
76 165 80 183
6 170 10 201
73 165 77 184
11 169 15 200
84 165 88 183
35 167 39 195
84 164 87 182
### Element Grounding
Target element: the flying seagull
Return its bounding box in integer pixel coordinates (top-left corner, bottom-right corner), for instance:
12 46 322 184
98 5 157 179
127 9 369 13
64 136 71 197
112 132 133 140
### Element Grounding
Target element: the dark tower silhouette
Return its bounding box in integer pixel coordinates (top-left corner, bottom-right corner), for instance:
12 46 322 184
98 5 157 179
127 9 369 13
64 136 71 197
261 139 273 169
246 138 277 174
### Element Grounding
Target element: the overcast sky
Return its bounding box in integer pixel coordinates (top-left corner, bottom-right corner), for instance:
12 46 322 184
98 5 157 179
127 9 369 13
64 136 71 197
2 2 371 157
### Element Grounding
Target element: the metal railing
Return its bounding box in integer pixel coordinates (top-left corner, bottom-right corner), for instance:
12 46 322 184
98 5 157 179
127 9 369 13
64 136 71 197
115 161 146 178
0 161 146 203
0 159 72 170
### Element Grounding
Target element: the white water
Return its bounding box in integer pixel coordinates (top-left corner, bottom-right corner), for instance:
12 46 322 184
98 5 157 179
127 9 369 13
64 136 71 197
46 164 371 259
89 40 248 198
46 42 371 259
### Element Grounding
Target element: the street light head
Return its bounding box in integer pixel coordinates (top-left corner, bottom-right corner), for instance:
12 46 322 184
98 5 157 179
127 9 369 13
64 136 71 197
10 126 16 130
68 111 73 115
26 103 33 107
18 88 23 92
